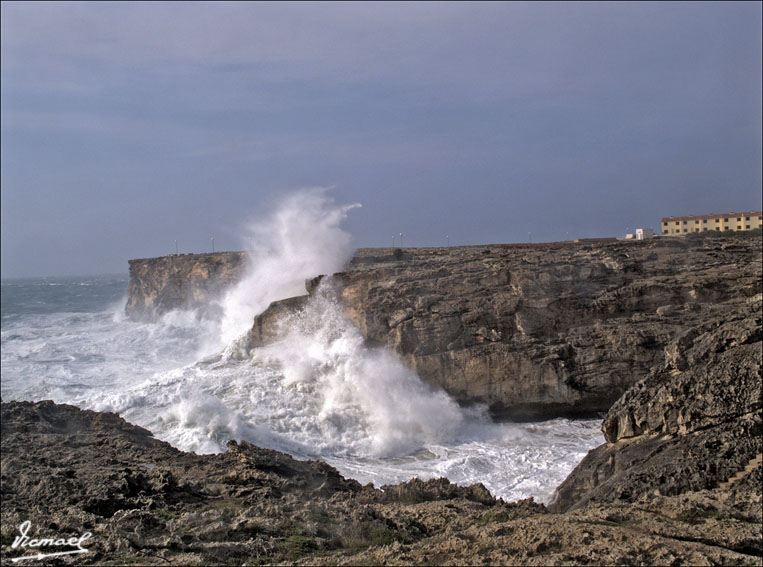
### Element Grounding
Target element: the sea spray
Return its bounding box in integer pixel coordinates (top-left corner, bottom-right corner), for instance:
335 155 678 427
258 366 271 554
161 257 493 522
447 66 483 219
1 275 603 505
0 194 605 504
217 188 360 346
250 281 466 457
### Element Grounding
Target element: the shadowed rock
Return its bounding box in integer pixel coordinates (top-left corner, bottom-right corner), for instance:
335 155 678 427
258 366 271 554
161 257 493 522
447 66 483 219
246 234 762 420
551 293 762 518
2 399 760 565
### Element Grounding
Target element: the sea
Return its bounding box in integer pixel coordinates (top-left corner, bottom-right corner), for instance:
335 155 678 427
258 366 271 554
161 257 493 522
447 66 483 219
0 191 603 505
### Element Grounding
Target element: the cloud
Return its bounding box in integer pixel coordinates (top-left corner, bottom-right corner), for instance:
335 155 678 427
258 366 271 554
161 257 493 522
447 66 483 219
1 2 760 277
4 2 757 104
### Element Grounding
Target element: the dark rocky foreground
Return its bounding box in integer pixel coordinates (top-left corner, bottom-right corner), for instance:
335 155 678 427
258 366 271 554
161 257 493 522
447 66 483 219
1 391 760 566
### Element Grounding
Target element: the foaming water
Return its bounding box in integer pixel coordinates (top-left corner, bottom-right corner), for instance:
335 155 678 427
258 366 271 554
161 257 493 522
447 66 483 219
1 278 602 503
1 190 604 504
247 284 466 457
217 188 360 346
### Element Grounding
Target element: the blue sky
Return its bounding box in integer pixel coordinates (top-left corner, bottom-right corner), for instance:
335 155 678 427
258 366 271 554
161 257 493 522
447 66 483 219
2 1 761 277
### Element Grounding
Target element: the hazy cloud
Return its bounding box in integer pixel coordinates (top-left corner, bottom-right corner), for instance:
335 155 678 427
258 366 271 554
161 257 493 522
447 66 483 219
1 1 761 277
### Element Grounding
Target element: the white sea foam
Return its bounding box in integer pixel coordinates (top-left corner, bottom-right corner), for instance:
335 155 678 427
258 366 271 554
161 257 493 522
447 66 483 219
249 284 466 458
217 188 360 346
0 189 604 503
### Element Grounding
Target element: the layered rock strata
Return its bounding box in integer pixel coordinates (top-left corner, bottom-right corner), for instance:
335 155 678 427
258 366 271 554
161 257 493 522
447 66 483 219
252 234 762 419
2 400 761 565
551 291 762 516
125 235 760 420
126 252 247 321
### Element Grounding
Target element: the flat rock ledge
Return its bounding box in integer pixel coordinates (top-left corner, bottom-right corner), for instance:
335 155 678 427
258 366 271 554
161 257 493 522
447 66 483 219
2 400 760 566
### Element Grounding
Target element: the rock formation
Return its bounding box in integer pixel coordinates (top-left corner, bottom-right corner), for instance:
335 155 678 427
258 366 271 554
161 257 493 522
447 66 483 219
126 252 247 321
3 232 760 564
2 397 760 565
125 235 760 420
551 290 762 515
250 234 762 420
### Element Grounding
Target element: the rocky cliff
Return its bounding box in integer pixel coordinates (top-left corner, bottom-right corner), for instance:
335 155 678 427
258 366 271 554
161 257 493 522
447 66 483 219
251 234 761 420
4 233 761 565
126 252 247 321
125 235 760 420
551 290 762 514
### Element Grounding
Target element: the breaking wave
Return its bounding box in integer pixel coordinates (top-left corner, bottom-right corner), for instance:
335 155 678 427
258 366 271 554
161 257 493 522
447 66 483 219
0 188 603 503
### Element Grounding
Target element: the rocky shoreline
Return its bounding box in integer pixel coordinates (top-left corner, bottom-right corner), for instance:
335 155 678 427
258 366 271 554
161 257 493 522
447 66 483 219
2 233 760 565
127 233 761 421
1 392 760 566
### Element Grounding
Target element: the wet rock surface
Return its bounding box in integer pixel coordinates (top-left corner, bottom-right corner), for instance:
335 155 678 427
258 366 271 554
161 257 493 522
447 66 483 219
253 234 762 420
2 400 761 565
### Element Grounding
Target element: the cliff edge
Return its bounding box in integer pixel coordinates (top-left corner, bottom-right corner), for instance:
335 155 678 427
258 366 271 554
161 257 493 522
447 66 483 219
126 252 247 321
251 234 762 419
126 235 761 420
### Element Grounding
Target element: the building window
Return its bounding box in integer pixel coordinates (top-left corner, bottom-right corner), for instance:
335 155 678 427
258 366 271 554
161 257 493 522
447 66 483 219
737 226 742 230
683 220 688 225
715 219 720 223
746 225 750 229
683 229 688 232
703 219 707 223
746 217 750 220
737 217 741 221
716 227 720 231
675 221 680 226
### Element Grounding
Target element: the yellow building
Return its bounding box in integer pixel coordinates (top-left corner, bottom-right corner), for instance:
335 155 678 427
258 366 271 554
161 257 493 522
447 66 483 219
661 211 763 235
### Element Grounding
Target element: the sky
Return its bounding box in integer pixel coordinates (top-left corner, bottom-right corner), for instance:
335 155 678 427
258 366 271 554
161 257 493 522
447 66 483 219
1 1 761 278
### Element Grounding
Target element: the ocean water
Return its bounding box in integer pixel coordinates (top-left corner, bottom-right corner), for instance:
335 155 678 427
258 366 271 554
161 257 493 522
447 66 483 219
0 190 603 504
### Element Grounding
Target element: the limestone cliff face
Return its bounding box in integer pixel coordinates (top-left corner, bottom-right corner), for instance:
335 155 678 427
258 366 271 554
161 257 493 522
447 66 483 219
126 252 247 321
325 236 761 419
127 235 761 420
550 292 762 512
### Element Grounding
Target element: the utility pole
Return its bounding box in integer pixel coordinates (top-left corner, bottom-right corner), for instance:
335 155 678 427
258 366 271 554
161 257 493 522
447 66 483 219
175 240 178 255
211 236 215 253
400 233 404 248
528 232 532 244
392 235 396 248
446 235 449 247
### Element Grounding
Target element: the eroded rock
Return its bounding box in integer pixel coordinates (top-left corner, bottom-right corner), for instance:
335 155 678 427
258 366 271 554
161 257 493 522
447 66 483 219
247 235 761 420
2 400 761 565
550 293 762 515
126 252 247 321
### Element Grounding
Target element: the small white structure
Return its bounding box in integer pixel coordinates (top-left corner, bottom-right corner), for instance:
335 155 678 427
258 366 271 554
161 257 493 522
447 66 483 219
636 228 654 240
625 233 635 240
